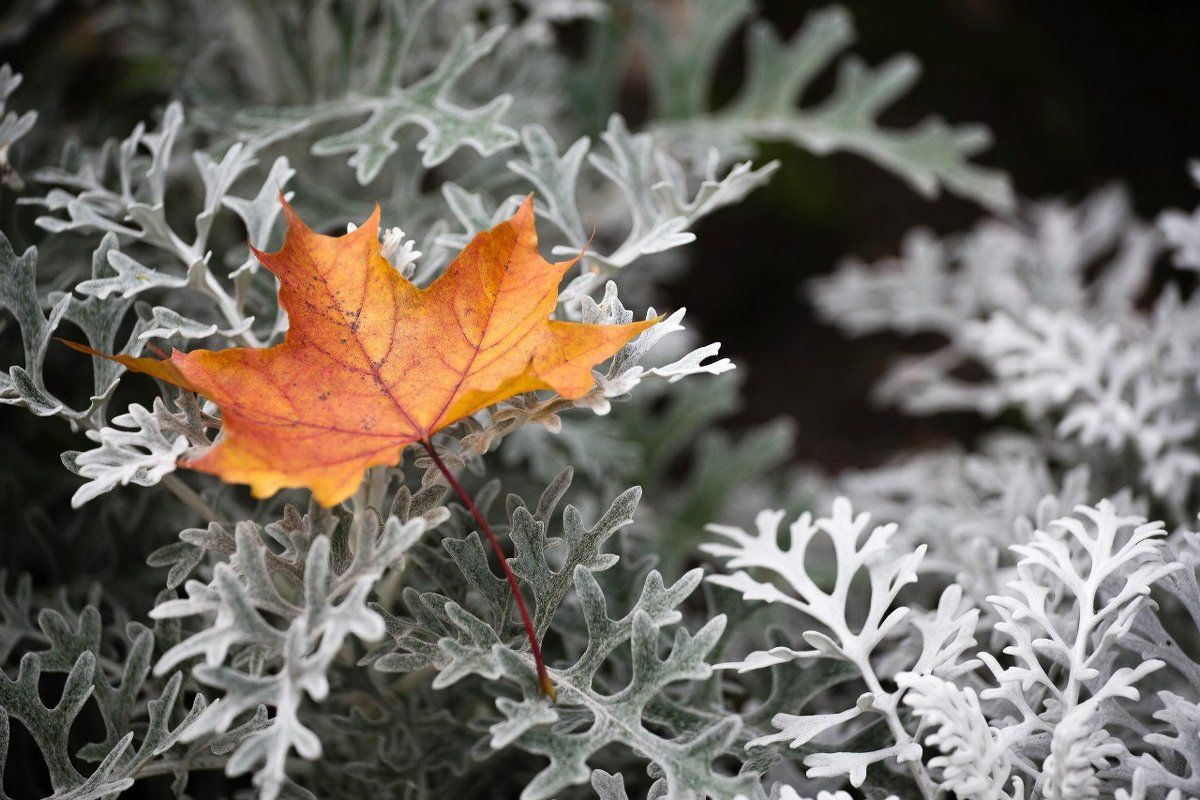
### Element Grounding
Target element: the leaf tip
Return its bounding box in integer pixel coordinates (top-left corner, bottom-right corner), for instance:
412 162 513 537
57 337 102 358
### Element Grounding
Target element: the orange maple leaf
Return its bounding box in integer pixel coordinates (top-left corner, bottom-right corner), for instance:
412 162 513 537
75 197 655 506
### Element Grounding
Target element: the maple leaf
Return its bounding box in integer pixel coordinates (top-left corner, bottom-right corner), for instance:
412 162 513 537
73 197 655 506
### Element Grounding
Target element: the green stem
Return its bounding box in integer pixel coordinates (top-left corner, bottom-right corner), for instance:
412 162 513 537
420 438 555 700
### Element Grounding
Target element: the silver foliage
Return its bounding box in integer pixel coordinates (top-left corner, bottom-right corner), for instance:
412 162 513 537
61 402 191 508
5 1 1166 798
707 497 1188 800
645 2 1014 212
151 507 441 800
705 499 943 794
441 115 780 287
812 176 1200 513
0 589 211 800
0 63 35 190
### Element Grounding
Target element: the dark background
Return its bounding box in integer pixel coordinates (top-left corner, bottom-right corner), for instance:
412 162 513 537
680 0 1200 470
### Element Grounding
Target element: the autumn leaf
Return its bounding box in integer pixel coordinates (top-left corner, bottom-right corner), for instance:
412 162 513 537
74 196 656 506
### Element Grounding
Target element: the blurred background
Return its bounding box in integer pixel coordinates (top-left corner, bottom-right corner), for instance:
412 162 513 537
684 0 1200 470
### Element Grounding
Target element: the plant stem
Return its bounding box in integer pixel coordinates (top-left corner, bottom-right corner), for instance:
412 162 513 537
857 663 937 799
420 438 555 700
162 473 221 523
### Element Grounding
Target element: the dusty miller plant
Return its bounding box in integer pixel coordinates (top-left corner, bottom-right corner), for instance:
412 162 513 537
4 0 1195 798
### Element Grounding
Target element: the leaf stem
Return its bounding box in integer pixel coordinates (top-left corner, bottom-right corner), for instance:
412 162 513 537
420 438 556 701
